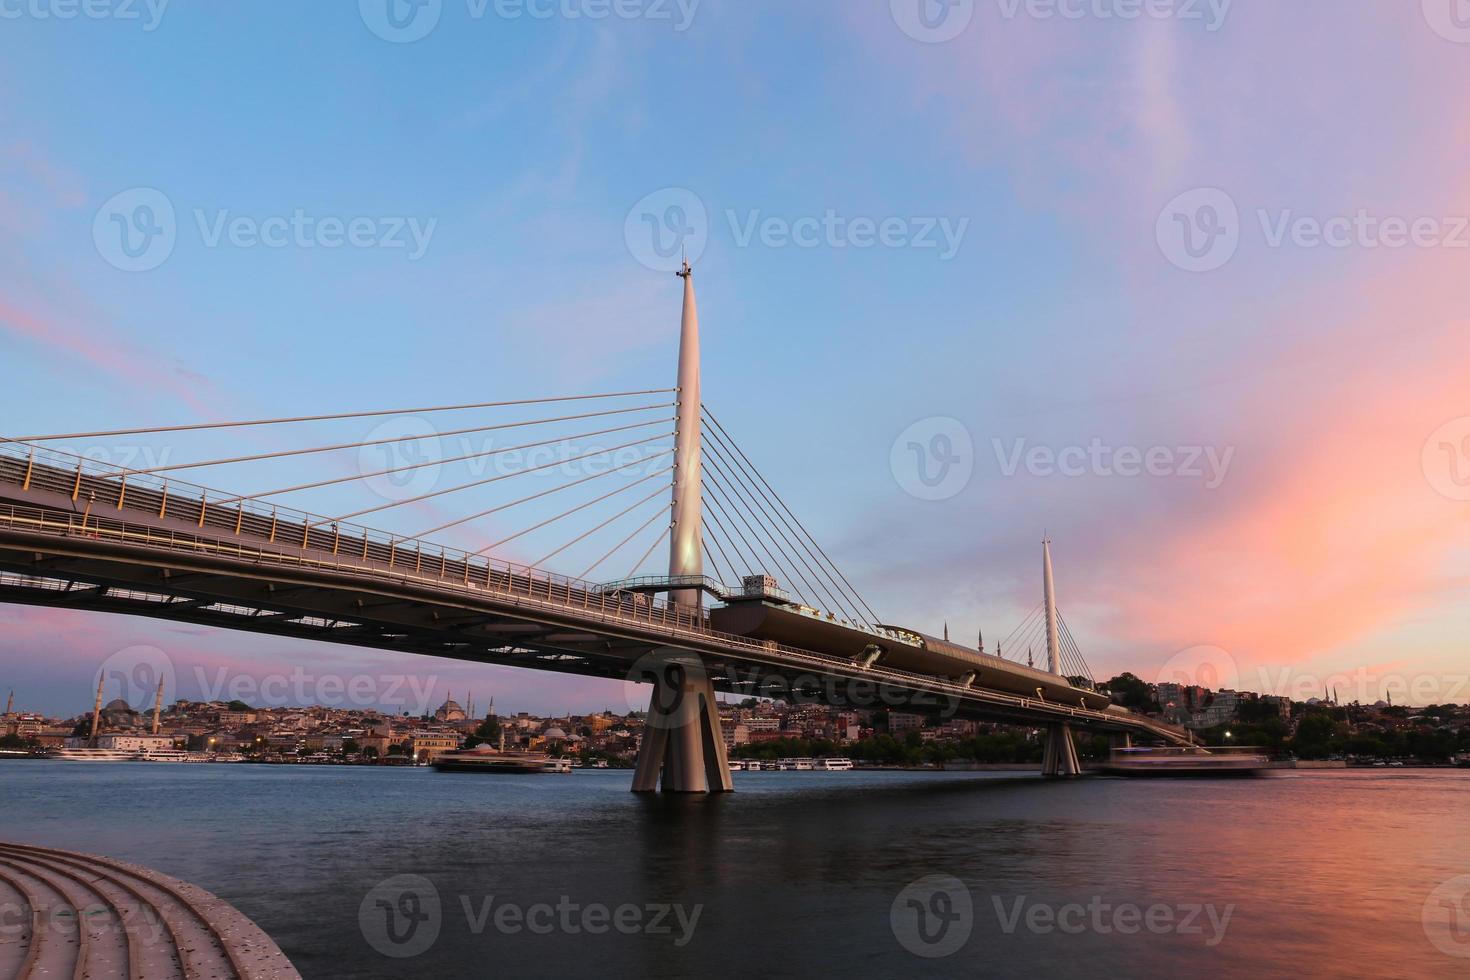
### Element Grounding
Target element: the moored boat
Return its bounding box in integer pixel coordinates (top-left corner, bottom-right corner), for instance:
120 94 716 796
431 746 572 774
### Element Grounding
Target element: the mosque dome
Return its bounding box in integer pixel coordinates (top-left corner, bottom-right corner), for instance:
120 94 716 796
434 698 467 722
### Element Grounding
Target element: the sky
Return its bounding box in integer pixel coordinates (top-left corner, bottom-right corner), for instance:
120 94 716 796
3 0 1469 716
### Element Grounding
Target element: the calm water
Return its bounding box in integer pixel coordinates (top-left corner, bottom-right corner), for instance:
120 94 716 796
3 762 1467 978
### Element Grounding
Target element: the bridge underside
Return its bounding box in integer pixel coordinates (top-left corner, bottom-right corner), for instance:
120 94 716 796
0 525 1179 738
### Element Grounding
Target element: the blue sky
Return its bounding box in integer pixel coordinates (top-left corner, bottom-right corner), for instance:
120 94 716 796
4 1 1470 714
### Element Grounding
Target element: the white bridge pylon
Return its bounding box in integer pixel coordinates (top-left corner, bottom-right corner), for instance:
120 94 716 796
631 261 732 793
1041 538 1082 778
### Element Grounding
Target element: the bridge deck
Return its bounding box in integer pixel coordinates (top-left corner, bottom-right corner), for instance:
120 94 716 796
0 442 1191 744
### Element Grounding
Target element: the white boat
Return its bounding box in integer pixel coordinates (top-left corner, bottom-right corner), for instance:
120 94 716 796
816 758 853 771
792 758 815 771
136 749 192 763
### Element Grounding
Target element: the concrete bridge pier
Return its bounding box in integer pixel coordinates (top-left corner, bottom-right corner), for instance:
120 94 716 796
1042 722 1081 778
631 653 733 793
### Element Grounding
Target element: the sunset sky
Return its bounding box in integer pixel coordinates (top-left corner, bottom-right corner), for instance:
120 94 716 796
3 1 1468 716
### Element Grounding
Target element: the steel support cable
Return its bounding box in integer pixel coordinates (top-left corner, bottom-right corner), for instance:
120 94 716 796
701 416 871 626
702 448 856 619
414 449 674 540
700 435 863 625
6 389 677 443
700 532 733 588
89 403 673 478
700 483 762 578
221 417 671 506
701 461 816 610
576 505 673 580
1058 616 1094 683
1000 602 1045 654
622 526 673 581
330 430 673 525
700 517 739 587
701 450 833 614
531 489 668 569
472 466 674 553
702 407 880 624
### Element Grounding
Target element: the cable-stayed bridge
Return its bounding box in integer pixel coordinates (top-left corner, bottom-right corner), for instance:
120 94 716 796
0 264 1190 791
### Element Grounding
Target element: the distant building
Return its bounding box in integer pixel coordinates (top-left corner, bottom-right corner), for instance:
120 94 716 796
96 733 175 753
409 732 462 763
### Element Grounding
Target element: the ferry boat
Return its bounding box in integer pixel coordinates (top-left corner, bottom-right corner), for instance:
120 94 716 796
816 758 854 771
46 747 137 762
1098 746 1269 778
136 749 192 763
431 746 573 775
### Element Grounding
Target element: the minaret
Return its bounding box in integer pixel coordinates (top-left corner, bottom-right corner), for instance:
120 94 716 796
151 678 164 735
977 630 984 655
4 690 12 717
668 259 703 609
89 674 106 745
943 622 949 643
1042 538 1061 676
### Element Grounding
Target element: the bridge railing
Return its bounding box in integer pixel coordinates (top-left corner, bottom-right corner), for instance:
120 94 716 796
0 440 709 632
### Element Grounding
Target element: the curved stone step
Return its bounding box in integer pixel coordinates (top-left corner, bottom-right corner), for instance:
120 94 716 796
0 841 300 980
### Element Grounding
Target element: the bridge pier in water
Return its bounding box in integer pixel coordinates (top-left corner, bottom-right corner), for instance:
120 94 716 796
631 654 733 793
1042 722 1082 777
